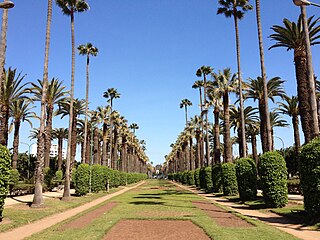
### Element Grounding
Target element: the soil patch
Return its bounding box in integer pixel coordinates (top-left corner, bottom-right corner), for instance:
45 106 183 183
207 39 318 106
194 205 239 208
193 201 253 228
0 218 12 225
61 201 118 230
104 220 210 240
136 210 194 218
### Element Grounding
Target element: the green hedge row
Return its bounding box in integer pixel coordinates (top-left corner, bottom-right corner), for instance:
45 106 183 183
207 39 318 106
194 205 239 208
73 164 147 196
0 145 11 221
235 158 257 200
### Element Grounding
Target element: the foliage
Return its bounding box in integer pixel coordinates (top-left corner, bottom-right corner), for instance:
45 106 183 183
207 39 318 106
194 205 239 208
199 167 206 190
194 168 200 187
0 145 11 221
235 158 257 200
43 167 54 188
8 169 20 189
278 147 299 177
91 165 104 193
187 170 195 186
300 138 320 218
221 163 238 196
17 153 36 180
74 164 90 196
259 152 288 208
55 170 63 181
204 167 213 192
287 178 301 194
212 164 223 193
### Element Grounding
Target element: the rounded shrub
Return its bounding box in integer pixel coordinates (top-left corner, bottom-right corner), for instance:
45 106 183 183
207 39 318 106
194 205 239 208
74 164 90 196
55 170 63 181
204 167 213 192
221 163 238 196
194 168 200 187
212 164 223 193
120 172 127 186
91 164 104 193
182 171 188 184
259 151 288 208
235 158 257 200
8 169 20 189
199 167 206 190
300 138 320 218
0 145 11 221
187 170 195 186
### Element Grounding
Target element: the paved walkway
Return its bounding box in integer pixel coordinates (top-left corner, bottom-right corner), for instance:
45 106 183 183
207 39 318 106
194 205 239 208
174 182 319 240
0 182 144 240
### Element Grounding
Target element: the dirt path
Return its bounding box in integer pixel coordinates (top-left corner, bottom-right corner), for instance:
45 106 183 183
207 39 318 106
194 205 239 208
0 182 144 240
174 182 320 240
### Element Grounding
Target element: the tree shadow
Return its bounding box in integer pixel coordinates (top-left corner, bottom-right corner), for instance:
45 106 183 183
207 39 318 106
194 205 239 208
129 201 165 205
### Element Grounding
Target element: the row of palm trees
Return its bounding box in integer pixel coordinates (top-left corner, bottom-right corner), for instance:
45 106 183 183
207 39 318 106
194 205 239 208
167 67 301 172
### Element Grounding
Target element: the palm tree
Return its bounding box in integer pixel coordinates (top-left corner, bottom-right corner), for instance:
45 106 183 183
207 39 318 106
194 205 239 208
246 122 260 165
52 128 68 170
196 66 213 166
32 0 53 207
245 76 285 151
180 99 192 126
211 68 237 163
56 0 89 200
129 123 139 136
10 99 35 169
78 43 98 164
217 0 253 158
270 110 289 150
254 0 272 153
192 80 205 167
29 78 67 167
0 68 27 146
269 15 320 143
278 96 300 154
103 88 120 111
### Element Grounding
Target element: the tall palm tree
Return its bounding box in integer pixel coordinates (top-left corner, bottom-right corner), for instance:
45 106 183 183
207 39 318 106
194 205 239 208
10 99 35 169
29 78 67 167
278 96 300 154
245 76 285 151
217 0 253 158
246 122 260 165
32 0 53 207
52 128 68 170
211 68 237 163
103 88 120 111
196 66 213 166
254 0 271 153
192 80 205 167
129 123 139 136
78 43 98 164
56 0 89 199
180 99 192 126
0 68 27 146
270 110 289 150
269 15 320 143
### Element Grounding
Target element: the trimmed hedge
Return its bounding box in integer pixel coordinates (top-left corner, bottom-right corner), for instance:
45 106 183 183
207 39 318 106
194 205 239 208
221 163 238 196
199 167 206 190
0 145 11 221
74 164 147 196
194 168 200 187
300 138 320 218
204 167 213 192
212 164 223 193
187 170 195 186
259 152 288 208
235 158 257 200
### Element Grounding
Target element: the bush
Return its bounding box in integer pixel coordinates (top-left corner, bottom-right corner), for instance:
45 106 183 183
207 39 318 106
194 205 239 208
259 151 288 208
91 165 104 193
204 167 213 192
194 168 200 187
235 158 257 200
120 172 127 186
8 169 20 190
300 138 320 218
43 167 54 188
221 163 238 196
74 164 90 196
55 170 63 181
199 167 206 190
212 164 223 193
182 171 188 185
0 145 11 221
187 170 195 186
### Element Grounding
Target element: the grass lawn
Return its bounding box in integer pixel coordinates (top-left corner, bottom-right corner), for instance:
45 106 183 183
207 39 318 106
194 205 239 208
27 180 300 240
0 188 120 233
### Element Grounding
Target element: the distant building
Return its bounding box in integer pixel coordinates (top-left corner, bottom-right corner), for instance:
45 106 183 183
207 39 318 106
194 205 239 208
31 144 66 159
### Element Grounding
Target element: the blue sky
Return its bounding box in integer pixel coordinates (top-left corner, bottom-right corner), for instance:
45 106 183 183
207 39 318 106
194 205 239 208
4 0 320 165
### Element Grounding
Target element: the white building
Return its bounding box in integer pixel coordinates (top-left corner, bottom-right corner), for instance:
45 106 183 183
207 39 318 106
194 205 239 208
31 143 67 159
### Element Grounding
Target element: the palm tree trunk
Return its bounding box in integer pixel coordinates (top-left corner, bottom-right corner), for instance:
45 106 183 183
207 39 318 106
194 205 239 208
214 107 220 164
255 0 272 152
32 0 52 207
294 51 313 143
83 54 90 164
12 120 20 169
44 105 53 167
223 92 232 163
292 116 301 154
0 104 9 146
185 105 188 126
102 124 107 166
71 115 77 165
233 7 246 158
58 137 63 170
251 134 258 166
113 129 118 169
63 10 75 200
93 127 99 164
0 5 9 140
189 137 194 170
